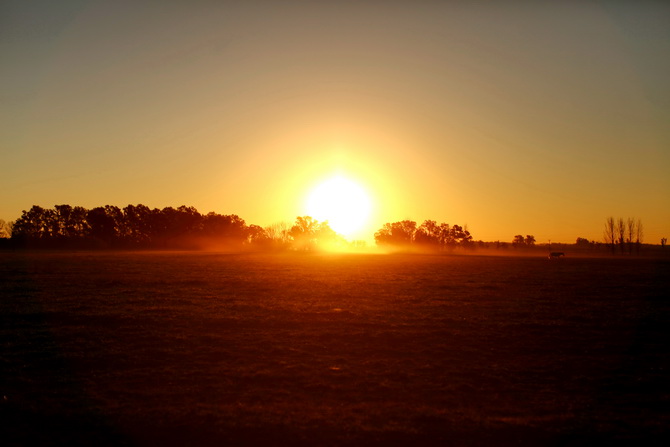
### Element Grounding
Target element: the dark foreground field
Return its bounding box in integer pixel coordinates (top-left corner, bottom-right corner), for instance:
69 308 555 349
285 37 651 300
1 252 669 446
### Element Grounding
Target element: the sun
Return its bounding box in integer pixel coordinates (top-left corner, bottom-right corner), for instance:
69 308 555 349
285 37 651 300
305 175 372 238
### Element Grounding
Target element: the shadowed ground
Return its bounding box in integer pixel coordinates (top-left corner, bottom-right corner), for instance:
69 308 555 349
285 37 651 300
1 252 669 446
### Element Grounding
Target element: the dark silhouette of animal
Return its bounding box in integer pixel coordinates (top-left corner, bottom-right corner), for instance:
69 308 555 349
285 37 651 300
549 252 565 259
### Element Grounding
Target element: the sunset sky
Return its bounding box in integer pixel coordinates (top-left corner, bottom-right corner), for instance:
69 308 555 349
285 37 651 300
2 0 669 244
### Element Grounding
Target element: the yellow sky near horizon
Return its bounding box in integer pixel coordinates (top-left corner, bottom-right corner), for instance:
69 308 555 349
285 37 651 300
2 1 669 244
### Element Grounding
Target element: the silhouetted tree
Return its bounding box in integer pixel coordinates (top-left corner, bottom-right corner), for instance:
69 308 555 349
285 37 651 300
635 218 644 254
375 220 472 250
53 204 71 237
175 206 203 235
512 235 525 248
604 217 616 254
437 223 451 247
12 206 49 241
575 237 590 247
285 217 346 251
415 220 441 248
264 222 292 250
374 220 416 247
71 206 90 237
450 224 472 247
290 216 319 250
8 204 258 249
87 207 119 247
511 234 535 249
246 224 270 247
123 204 152 245
201 213 247 248
603 216 644 255
626 217 636 255
616 218 630 254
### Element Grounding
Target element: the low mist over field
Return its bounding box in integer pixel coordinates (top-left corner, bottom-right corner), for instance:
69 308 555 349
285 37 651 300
2 251 669 446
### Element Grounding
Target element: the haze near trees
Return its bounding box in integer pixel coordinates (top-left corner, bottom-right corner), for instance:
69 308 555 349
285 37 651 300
3 205 663 256
374 220 473 251
6 204 352 251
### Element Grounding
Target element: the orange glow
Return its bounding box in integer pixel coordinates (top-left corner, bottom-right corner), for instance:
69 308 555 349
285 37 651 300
305 175 372 238
3 3 668 245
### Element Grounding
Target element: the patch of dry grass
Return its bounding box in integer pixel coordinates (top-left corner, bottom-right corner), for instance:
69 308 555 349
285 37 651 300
1 252 669 445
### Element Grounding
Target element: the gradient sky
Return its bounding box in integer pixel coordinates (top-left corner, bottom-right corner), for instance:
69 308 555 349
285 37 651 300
2 0 669 243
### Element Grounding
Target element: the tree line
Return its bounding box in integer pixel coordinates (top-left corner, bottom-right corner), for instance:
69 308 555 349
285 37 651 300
374 220 473 250
6 204 254 250
603 217 644 255
2 204 478 252
1 205 661 254
2 204 357 251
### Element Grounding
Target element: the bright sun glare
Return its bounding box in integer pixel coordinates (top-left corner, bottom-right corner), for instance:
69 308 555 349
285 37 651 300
306 176 372 238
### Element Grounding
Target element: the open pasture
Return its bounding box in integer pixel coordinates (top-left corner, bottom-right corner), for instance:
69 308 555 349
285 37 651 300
1 252 669 446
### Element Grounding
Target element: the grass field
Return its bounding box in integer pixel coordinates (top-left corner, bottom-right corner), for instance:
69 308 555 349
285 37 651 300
1 251 669 446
